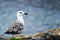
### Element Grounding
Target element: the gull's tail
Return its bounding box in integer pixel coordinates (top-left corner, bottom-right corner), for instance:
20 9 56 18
4 30 19 34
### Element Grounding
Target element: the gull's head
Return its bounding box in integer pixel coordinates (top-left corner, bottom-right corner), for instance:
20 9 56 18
17 11 28 16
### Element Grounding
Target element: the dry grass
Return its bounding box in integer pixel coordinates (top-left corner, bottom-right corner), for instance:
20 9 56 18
48 28 60 35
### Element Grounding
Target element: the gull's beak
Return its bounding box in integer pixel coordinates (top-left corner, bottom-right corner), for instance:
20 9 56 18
24 13 28 15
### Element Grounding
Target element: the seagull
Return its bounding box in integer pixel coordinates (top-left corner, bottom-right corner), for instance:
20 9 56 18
4 11 28 34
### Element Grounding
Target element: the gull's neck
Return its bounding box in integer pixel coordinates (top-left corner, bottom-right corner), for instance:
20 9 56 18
17 16 24 25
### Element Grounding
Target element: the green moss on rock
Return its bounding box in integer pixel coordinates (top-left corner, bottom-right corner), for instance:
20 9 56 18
10 37 19 40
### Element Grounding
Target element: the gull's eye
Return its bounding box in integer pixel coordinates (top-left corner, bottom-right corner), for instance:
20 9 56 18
20 12 22 14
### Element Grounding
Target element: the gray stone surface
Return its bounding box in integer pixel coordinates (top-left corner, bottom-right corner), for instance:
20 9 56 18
0 36 9 40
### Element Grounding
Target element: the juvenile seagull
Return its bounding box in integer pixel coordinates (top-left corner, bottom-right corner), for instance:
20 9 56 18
4 11 28 34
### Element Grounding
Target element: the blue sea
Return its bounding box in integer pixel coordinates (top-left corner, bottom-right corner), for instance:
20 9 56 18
0 0 60 37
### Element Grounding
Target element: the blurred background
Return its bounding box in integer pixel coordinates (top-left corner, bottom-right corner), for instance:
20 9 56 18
0 0 60 36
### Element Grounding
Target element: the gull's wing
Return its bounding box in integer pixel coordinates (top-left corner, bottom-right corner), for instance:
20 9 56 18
4 21 23 34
